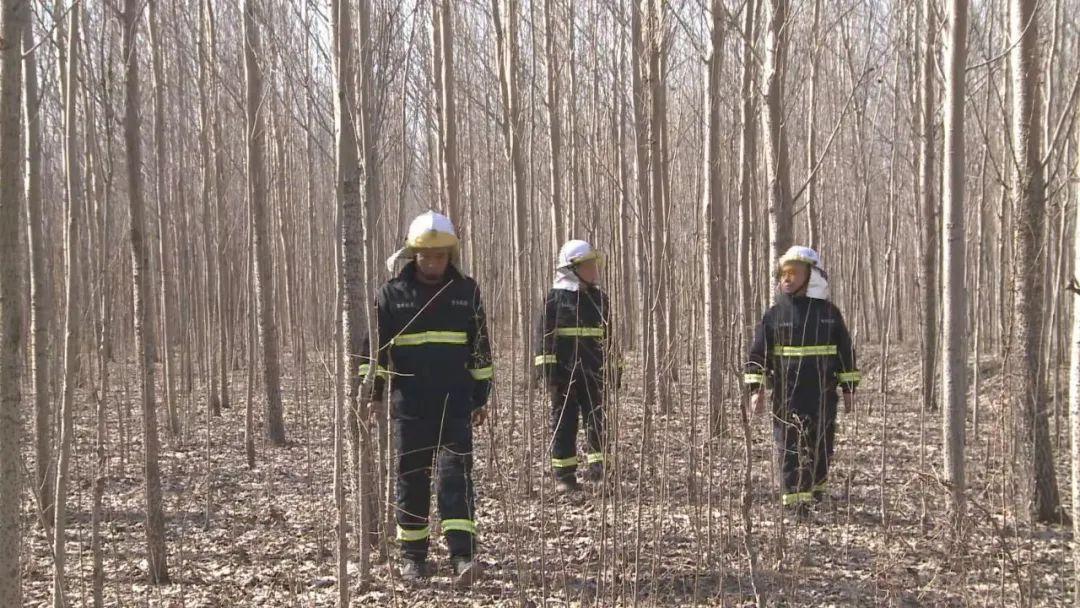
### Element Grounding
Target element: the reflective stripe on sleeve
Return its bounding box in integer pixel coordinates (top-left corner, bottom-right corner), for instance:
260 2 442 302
837 371 862 383
469 366 494 380
535 354 557 366
744 373 765 385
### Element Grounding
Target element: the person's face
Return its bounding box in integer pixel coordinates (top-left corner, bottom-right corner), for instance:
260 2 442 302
575 259 600 285
779 262 810 295
416 248 450 281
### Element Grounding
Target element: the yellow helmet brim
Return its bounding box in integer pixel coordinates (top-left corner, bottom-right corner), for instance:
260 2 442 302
407 230 459 250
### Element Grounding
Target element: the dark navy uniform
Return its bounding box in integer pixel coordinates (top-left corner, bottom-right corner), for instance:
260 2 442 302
362 262 492 560
744 293 860 505
534 285 613 480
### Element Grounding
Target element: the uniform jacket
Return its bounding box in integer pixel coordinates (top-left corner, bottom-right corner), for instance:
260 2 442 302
744 293 860 416
534 285 613 388
361 262 493 419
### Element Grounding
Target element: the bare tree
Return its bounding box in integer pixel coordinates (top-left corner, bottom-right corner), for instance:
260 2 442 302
647 0 671 410
244 0 287 446
1010 0 1062 523
919 0 939 413
148 0 180 437
121 0 170 582
433 0 461 226
53 4 82 604
941 0 968 521
544 0 566 249
737 0 760 336
1068 113 1080 607
0 0 28 605
492 0 531 381
703 0 724 434
22 10 53 527
763 0 793 260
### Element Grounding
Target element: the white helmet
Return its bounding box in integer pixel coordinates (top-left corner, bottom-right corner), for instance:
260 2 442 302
386 210 460 271
777 245 821 269
778 245 830 300
557 239 601 270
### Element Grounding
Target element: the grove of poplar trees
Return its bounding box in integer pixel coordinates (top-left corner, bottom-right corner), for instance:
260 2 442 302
1 0 1080 606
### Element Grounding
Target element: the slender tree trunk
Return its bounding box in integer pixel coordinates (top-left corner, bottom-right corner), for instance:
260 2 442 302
433 0 461 226
544 0 566 250
0 0 28 605
703 0 724 435
920 0 940 413
244 0 286 446
22 15 53 528
630 0 655 406
737 0 759 337
1010 0 1062 523
122 0 170 582
805 0 822 251
206 0 230 414
647 0 671 410
763 0 793 261
941 0 968 523
148 0 180 438
333 0 372 576
52 7 82 604
1068 119 1080 607
492 0 531 381
357 0 383 565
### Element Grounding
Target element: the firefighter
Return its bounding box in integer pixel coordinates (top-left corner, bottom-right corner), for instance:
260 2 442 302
744 246 860 514
534 239 617 493
361 211 492 586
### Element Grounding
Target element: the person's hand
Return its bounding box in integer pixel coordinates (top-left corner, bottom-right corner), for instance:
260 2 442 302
843 392 855 414
751 390 767 419
363 399 385 420
472 407 488 427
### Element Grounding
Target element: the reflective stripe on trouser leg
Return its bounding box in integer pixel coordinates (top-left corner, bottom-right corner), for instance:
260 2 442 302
396 525 431 542
782 492 815 506
550 383 580 480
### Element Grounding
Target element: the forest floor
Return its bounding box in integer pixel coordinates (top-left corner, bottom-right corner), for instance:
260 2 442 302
18 343 1076 607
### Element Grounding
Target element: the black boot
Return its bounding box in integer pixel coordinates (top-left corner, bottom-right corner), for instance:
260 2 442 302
399 558 432 582
583 462 604 482
451 557 483 588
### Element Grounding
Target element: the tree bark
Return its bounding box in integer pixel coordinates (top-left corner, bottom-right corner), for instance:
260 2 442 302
0 0 28 605
703 0 724 435
1068 115 1080 607
1010 0 1063 523
941 0 968 521
920 0 940 413
244 0 287 446
22 13 53 528
737 0 760 338
763 0 793 261
544 0 566 250
122 0 170 582
630 0 655 406
148 0 180 438
53 5 82 603
492 0 530 381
